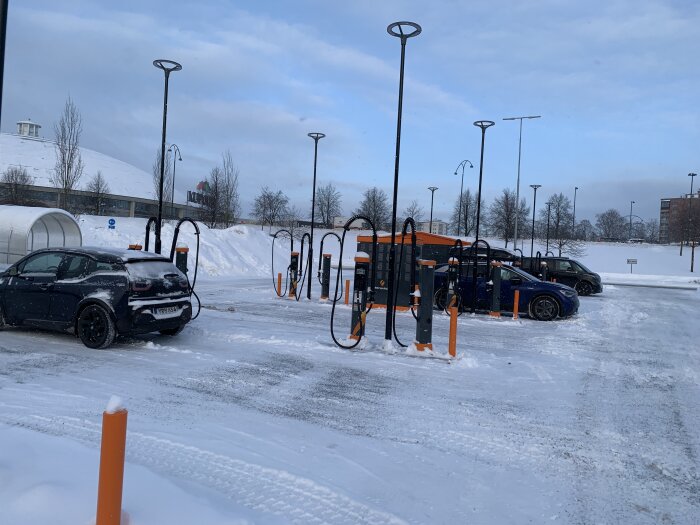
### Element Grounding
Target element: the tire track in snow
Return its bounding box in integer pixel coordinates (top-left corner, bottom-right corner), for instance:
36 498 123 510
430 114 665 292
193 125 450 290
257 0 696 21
0 413 406 525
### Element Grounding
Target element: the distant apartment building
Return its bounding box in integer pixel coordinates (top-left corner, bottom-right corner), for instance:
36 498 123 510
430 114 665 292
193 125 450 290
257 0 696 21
659 192 700 243
417 220 449 236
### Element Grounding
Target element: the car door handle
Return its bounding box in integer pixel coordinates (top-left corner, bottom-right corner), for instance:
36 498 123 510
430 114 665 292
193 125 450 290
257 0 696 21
37 283 54 290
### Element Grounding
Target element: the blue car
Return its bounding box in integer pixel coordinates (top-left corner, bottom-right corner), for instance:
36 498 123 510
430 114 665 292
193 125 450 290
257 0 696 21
434 263 579 321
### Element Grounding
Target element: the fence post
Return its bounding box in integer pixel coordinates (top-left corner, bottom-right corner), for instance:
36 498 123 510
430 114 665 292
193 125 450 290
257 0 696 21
96 400 128 525
448 306 458 358
513 289 520 320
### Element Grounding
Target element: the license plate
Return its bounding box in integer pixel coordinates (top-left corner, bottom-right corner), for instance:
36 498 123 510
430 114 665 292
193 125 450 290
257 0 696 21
156 306 179 315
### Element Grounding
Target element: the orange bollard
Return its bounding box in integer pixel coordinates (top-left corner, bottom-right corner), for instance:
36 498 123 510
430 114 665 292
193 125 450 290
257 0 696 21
448 306 458 358
96 406 128 525
344 279 350 306
277 272 282 295
513 289 520 320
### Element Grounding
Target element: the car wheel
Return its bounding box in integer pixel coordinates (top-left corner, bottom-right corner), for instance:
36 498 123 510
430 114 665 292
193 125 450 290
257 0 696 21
575 280 593 296
434 288 447 310
530 295 560 321
159 325 184 336
77 305 116 349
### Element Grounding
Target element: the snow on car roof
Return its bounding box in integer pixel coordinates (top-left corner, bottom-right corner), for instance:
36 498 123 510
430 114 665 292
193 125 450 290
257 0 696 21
37 246 170 263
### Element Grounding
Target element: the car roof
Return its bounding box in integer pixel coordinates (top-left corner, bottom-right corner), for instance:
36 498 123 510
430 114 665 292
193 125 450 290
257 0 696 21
33 246 171 264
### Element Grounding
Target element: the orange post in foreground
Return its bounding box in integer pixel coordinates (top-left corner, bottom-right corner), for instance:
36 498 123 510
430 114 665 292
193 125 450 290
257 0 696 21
344 279 350 305
448 306 458 358
96 408 128 525
513 290 520 320
277 273 282 295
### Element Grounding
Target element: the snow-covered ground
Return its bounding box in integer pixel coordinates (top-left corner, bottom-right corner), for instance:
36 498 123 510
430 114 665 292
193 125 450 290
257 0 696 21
1 215 699 524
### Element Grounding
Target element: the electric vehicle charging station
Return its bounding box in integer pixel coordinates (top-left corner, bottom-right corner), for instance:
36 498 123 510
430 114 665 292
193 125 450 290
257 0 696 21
289 251 300 298
174 244 188 274
349 252 371 340
414 259 436 351
488 261 502 317
320 254 332 300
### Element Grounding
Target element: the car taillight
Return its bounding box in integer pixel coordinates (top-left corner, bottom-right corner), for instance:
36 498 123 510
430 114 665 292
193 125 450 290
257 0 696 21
131 280 152 292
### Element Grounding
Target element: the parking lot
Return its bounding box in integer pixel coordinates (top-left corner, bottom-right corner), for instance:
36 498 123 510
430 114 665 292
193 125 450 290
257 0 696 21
1 277 699 523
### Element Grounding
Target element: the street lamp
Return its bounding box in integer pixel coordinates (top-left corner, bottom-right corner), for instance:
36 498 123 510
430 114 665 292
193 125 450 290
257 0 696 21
572 186 579 238
0 0 8 129
384 20 421 343
153 58 182 254
167 144 181 220
687 173 697 253
629 200 635 241
428 186 438 232
545 201 552 253
529 185 541 257
470 120 495 314
454 160 473 237
306 132 325 300
503 115 541 251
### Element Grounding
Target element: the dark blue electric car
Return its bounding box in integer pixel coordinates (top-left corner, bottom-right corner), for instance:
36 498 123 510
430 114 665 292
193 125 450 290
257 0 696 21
434 263 579 321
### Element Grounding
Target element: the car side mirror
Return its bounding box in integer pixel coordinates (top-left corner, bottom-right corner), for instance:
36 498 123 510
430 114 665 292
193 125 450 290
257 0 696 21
8 267 18 276
510 277 522 285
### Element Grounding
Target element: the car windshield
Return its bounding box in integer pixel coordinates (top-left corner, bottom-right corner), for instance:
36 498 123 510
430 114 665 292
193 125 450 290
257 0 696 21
503 265 537 282
573 261 593 273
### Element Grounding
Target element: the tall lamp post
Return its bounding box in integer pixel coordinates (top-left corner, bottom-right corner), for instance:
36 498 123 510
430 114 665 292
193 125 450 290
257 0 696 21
503 115 541 251
629 200 635 241
470 120 495 313
384 21 421 343
153 59 182 254
529 185 541 257
167 144 181 219
428 186 438 232
306 132 325 300
687 173 697 255
0 0 8 129
545 201 552 253
454 160 473 236
572 186 579 238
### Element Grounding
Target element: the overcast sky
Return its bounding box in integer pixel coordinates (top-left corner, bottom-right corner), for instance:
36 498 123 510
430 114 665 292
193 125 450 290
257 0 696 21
2 0 699 224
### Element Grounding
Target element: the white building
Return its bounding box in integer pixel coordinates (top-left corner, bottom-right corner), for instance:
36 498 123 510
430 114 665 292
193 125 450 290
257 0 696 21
417 220 449 235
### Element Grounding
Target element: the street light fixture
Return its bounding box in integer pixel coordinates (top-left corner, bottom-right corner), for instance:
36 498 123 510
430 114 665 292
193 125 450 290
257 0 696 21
454 160 473 237
572 186 579 238
503 115 541 251
470 120 495 314
629 200 635 241
306 132 325 300
167 144 181 220
153 58 182 254
428 186 438 233
384 20 421 343
529 185 541 257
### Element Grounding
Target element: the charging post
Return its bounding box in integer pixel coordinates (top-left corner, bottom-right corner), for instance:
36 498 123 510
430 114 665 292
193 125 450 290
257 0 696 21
174 244 189 275
446 256 460 311
288 251 299 299
489 262 502 317
320 254 331 300
350 252 370 340
414 259 435 351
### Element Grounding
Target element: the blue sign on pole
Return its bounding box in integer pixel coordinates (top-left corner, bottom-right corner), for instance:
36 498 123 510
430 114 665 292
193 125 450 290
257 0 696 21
108 218 116 230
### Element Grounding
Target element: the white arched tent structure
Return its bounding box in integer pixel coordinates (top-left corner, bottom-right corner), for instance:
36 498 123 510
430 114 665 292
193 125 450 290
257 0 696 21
0 205 82 264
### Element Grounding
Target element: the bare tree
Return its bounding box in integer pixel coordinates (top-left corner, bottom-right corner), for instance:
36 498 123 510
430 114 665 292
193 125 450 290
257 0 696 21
644 218 659 243
51 97 84 210
86 171 110 215
282 204 306 238
354 187 391 230
403 199 425 222
1 166 32 205
315 183 342 228
575 219 595 241
538 193 584 256
449 189 478 236
152 148 174 211
201 166 224 228
252 186 289 231
221 150 241 227
595 208 627 240
487 188 529 248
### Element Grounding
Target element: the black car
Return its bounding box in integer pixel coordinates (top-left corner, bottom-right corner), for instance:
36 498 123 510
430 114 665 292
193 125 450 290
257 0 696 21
0 247 192 348
519 256 603 296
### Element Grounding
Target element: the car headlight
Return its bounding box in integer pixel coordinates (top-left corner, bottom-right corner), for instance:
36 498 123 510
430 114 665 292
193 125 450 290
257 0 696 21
561 289 577 298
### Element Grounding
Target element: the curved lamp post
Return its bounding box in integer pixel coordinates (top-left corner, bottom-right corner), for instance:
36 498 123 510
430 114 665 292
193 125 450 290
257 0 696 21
167 143 181 220
428 186 438 232
529 185 541 257
307 132 325 300
454 160 473 236
503 115 540 251
153 59 182 254
384 21 421 342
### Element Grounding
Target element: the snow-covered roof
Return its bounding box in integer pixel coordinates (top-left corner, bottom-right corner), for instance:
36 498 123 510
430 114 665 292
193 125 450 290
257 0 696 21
0 205 82 264
0 133 185 202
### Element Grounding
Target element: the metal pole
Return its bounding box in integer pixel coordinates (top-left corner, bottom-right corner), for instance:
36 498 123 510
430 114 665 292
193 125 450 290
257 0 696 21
688 173 696 251
503 115 541 252
0 0 8 131
152 59 182 254
307 132 325 300
385 21 421 342
530 185 540 257
169 144 181 220
546 202 551 253
428 186 438 233
471 121 494 314
454 160 472 237
629 200 635 241
572 186 578 237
